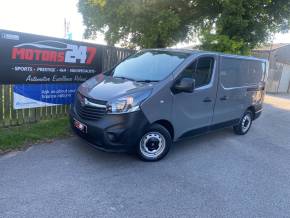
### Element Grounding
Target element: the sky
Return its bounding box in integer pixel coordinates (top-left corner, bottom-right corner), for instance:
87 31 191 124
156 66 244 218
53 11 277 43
0 0 106 45
0 0 289 46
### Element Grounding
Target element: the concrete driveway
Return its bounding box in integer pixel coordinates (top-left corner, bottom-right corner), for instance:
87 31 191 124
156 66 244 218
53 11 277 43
1 95 290 218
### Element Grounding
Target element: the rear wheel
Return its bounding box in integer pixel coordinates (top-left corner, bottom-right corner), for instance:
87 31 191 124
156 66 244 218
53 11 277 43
137 124 172 161
233 110 253 135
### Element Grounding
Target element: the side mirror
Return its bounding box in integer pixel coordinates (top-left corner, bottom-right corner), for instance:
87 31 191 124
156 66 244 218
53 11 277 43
174 78 195 93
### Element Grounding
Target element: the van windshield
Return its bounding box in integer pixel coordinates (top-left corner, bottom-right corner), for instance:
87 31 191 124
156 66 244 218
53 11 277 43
111 50 190 82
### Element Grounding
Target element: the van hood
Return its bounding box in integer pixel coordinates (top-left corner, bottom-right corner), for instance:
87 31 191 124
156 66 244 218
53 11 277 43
78 74 155 101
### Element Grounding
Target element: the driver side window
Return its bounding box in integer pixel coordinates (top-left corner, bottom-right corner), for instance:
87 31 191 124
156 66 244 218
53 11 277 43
181 57 214 88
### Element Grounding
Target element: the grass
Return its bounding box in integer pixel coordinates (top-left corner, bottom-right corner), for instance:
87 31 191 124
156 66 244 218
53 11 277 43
0 117 72 154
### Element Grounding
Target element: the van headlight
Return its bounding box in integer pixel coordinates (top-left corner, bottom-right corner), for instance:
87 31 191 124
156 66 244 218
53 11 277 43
107 90 151 114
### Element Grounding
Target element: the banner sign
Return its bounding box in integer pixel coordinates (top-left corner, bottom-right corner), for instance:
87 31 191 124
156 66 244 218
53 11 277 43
0 29 103 84
13 83 79 109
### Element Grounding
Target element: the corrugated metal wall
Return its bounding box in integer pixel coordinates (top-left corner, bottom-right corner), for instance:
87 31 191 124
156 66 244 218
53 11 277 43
253 45 290 94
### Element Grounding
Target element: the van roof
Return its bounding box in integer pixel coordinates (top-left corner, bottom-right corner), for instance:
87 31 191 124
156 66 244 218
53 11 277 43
145 48 268 62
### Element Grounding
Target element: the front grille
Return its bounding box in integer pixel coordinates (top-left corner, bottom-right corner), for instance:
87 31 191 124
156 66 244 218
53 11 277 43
76 97 107 120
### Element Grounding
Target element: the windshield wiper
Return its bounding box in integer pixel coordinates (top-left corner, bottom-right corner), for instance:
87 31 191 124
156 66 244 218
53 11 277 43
136 79 159 83
113 76 158 83
113 76 135 81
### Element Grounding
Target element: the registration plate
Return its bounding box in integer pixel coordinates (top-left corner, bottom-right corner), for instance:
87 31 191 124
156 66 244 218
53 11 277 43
74 119 87 133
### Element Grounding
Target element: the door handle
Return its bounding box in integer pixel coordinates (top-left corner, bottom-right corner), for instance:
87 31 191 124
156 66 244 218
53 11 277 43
203 97 212 103
220 96 228 101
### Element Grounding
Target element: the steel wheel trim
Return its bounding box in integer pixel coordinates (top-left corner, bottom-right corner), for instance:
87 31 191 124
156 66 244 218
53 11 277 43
241 114 252 132
140 132 166 158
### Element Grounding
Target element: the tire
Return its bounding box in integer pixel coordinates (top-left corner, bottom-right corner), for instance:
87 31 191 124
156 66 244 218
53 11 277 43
233 110 253 135
137 124 172 161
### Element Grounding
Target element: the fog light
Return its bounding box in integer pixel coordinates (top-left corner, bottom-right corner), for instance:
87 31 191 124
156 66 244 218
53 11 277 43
107 133 116 142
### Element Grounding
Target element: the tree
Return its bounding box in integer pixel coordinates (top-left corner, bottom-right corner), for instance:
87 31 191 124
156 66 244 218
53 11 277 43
78 0 198 48
78 0 290 54
199 0 290 54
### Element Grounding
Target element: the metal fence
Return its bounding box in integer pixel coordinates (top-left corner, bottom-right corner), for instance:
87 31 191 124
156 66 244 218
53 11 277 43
0 46 134 127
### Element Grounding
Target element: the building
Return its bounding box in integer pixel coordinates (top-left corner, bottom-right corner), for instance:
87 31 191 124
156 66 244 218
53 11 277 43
253 43 290 93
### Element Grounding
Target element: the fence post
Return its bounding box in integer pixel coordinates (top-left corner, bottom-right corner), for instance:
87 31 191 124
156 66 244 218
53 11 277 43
0 85 3 127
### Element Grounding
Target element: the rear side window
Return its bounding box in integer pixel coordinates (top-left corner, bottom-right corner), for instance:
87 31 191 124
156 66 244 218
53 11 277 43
220 57 265 88
181 57 214 88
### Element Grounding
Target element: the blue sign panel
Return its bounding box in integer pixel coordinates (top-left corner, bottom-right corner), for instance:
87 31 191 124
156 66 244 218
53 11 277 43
13 83 79 109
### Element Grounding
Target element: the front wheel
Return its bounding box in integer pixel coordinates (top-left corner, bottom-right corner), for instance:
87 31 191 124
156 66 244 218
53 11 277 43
233 110 253 135
137 124 172 161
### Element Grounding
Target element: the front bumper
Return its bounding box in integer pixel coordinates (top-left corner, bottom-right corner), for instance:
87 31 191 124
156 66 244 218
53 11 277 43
69 106 150 152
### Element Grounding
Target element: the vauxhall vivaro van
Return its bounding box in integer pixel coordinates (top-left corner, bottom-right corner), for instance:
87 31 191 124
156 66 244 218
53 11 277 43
70 49 268 161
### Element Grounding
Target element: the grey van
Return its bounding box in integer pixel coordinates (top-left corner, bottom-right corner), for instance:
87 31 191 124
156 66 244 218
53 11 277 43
70 49 268 161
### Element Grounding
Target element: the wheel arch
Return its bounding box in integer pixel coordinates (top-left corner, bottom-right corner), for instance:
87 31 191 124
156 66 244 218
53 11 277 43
247 106 256 119
153 119 174 140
